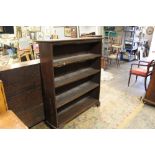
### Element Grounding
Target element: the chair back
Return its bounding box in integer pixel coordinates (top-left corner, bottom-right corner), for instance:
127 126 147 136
0 80 8 114
18 38 31 50
147 60 155 74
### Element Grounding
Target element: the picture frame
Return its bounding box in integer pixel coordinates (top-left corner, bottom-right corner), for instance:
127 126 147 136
64 27 71 37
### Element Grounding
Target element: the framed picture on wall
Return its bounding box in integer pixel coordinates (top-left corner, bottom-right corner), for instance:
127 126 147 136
64 27 71 37
64 26 77 38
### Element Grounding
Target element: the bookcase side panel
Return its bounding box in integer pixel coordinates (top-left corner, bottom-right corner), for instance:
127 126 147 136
38 42 58 128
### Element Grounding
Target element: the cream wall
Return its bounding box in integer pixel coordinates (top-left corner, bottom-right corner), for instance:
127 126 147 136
79 26 100 35
149 29 155 59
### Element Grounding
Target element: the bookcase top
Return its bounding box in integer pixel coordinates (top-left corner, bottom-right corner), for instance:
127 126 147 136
37 37 102 43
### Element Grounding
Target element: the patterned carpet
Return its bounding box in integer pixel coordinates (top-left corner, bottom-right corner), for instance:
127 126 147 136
63 71 144 129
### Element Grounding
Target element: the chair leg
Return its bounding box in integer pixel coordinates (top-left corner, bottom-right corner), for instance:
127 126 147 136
118 60 120 66
108 59 110 65
118 59 120 67
144 76 148 91
128 73 132 87
135 75 138 83
109 59 111 64
116 59 118 67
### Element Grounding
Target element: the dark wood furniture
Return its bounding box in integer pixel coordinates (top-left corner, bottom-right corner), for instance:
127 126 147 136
128 60 155 90
37 37 102 128
143 66 155 106
0 80 28 129
0 60 45 127
101 56 108 70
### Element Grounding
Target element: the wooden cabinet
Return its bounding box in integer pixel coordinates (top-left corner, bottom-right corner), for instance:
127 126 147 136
37 37 102 128
0 60 45 127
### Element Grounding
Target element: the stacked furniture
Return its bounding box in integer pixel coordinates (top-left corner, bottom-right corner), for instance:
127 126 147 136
37 37 102 128
122 26 137 61
103 28 117 56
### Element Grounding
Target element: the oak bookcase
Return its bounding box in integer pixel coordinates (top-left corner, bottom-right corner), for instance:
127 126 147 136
37 37 102 128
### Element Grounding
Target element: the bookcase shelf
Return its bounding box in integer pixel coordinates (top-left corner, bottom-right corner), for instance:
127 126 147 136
37 37 102 128
55 67 100 88
56 81 99 109
53 53 100 67
58 96 99 126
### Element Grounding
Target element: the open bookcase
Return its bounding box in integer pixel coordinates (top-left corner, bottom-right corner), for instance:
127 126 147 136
37 37 102 128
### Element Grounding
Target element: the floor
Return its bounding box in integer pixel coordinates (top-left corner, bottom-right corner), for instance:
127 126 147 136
32 60 155 129
105 60 155 129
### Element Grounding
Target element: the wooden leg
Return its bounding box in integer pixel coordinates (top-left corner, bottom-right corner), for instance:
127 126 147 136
96 101 100 107
25 54 30 61
117 59 120 67
109 59 111 64
128 73 132 87
118 59 120 66
144 76 148 91
116 59 118 67
135 75 138 83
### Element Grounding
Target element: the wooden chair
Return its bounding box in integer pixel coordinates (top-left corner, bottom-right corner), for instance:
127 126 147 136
128 60 155 90
18 38 34 61
18 48 34 61
108 47 121 67
0 80 28 129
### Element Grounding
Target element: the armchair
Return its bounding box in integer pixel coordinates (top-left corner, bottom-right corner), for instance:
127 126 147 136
128 60 155 90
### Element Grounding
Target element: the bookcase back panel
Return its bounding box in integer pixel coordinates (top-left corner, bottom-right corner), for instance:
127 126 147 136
53 42 100 57
55 76 94 95
54 60 96 77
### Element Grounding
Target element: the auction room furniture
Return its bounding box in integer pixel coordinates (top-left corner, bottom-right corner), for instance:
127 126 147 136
32 43 40 59
128 60 155 90
101 56 108 70
122 26 137 61
0 80 27 128
143 65 155 105
0 60 44 127
108 44 121 67
18 49 33 61
37 37 102 128
18 38 34 61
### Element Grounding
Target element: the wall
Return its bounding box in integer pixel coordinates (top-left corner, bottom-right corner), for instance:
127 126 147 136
0 26 102 45
143 27 154 47
0 27 16 46
79 26 99 35
149 29 155 59
41 26 78 39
